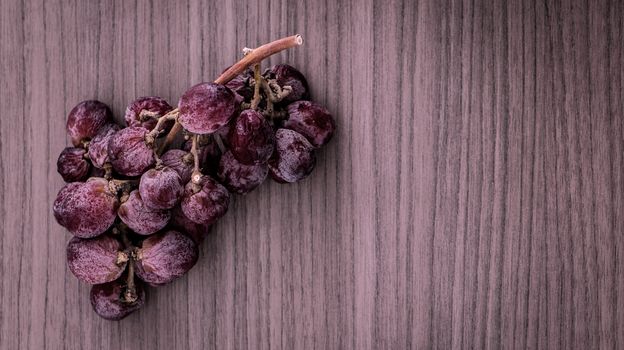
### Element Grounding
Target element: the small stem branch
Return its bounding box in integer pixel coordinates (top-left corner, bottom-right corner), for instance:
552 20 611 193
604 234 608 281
190 134 202 185
250 63 262 110
158 121 182 155
115 223 138 304
145 108 179 145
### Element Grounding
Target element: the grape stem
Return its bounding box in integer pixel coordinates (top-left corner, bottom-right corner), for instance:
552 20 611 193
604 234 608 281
115 223 139 304
250 63 262 110
157 34 303 153
190 134 202 185
145 108 180 146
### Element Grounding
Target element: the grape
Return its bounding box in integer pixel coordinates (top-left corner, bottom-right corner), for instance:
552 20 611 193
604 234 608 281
225 68 254 102
181 175 230 225
66 100 114 146
284 101 335 147
217 151 267 194
57 147 90 182
170 205 211 244
88 123 120 168
53 178 119 238
178 82 238 134
268 129 316 183
139 167 183 210
118 190 170 235
90 278 145 320
124 96 174 133
134 230 199 285
107 126 155 176
229 109 274 165
66 234 127 284
265 64 309 104
160 149 194 184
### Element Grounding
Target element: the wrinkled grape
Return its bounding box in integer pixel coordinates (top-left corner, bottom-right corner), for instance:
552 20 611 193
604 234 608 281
178 82 238 134
88 123 120 168
90 278 145 320
217 151 267 194
170 205 211 244
67 234 127 284
181 176 230 225
118 190 170 235
268 129 316 183
57 147 90 182
229 109 274 165
265 64 309 104
139 167 183 210
53 178 119 238
108 126 155 176
66 100 114 146
284 101 335 147
134 230 198 285
160 149 194 184
124 96 174 133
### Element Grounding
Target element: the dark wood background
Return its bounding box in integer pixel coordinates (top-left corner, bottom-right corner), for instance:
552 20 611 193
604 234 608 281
1 0 623 349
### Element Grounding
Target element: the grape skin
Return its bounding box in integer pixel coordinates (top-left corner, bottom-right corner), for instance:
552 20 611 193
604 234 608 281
170 205 211 244
67 234 127 284
229 109 274 165
160 149 194 184
66 100 114 146
57 147 91 182
90 279 145 320
53 178 119 238
217 151 268 195
107 126 155 176
178 82 238 134
268 129 316 183
124 96 174 133
88 123 120 168
118 190 171 235
134 230 199 285
139 167 184 210
181 175 230 225
284 101 336 148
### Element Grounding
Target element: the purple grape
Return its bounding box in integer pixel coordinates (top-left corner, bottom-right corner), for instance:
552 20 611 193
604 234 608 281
170 205 211 244
90 278 145 320
108 126 155 176
134 230 199 285
284 101 335 147
57 147 90 182
181 176 230 225
217 151 267 194
88 123 120 168
66 100 113 146
178 82 238 134
66 234 127 284
160 149 194 184
139 167 183 210
53 178 119 238
229 109 274 165
265 64 309 104
118 190 170 235
268 129 316 183
124 96 174 133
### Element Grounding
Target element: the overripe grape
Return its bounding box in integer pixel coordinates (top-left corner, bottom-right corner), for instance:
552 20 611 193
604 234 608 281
265 64 309 104
57 147 90 182
181 176 230 225
90 278 145 320
284 101 335 147
124 96 174 133
88 123 120 169
134 230 199 285
139 167 183 210
160 149 194 184
229 109 274 165
170 205 211 244
53 178 119 238
66 100 113 146
108 126 155 176
217 151 268 194
118 190 170 235
178 82 238 134
268 129 316 183
67 234 127 284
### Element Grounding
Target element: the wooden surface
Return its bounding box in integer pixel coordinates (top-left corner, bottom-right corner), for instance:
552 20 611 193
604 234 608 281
1 0 623 349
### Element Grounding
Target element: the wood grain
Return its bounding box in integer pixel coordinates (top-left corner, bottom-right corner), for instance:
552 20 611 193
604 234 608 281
1 0 623 349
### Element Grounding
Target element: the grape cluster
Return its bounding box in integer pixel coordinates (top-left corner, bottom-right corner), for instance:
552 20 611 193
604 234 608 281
54 57 335 319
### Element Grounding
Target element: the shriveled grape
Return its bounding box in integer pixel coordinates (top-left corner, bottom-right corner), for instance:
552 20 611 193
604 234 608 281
107 126 155 176
66 100 113 146
139 167 183 210
160 149 194 184
118 190 170 235
217 151 267 194
67 234 127 284
229 109 274 165
284 101 335 148
90 278 145 320
268 129 316 183
181 175 230 225
124 96 174 133
88 123 120 169
134 230 199 285
178 82 238 134
57 147 90 182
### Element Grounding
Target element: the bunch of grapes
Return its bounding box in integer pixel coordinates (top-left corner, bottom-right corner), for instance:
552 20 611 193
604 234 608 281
53 36 336 320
